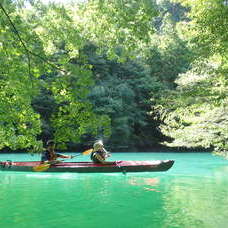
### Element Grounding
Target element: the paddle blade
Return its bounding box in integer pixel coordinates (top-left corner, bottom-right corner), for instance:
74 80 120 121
33 163 50 172
82 148 93 155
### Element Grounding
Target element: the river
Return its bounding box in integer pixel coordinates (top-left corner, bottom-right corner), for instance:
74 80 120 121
0 152 227 228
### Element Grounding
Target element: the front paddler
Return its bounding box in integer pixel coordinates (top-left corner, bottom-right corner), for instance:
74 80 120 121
90 140 115 165
41 140 73 163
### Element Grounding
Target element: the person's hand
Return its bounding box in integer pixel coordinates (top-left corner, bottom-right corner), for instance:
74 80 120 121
50 160 61 164
106 152 111 158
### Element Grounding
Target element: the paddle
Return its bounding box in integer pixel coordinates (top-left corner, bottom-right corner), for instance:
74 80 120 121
33 163 51 172
33 148 93 172
82 148 93 155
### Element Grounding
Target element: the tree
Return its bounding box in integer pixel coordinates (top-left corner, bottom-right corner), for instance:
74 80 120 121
75 43 166 151
154 0 228 157
0 0 158 151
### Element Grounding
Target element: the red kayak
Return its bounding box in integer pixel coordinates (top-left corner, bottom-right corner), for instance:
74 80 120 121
0 160 174 173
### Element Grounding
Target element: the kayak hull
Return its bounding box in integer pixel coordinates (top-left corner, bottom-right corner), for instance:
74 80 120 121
0 160 174 173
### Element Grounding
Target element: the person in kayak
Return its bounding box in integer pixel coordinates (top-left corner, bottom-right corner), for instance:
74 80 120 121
90 141 115 165
41 140 73 163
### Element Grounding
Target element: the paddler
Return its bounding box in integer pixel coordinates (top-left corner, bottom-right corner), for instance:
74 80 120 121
41 140 73 163
90 140 115 165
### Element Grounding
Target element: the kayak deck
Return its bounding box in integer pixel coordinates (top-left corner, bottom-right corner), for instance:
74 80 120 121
0 160 174 173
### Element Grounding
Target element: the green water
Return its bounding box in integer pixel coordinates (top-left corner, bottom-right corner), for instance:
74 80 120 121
0 152 228 228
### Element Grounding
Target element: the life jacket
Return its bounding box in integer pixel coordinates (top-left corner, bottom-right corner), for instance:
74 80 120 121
90 149 106 163
41 150 60 162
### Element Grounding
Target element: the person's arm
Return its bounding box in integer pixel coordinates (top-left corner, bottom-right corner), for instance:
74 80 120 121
41 151 49 163
103 148 111 158
94 153 105 163
95 153 115 165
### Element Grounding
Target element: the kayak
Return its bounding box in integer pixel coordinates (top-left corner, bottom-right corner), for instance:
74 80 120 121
0 160 174 173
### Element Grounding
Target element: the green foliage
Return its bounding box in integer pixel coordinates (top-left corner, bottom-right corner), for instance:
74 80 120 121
173 0 228 58
80 44 167 151
150 0 228 157
154 0 189 30
50 65 111 149
146 34 194 88
0 1 102 151
1 0 158 151
0 0 43 151
19 0 160 150
4 0 225 155
156 58 228 157
73 0 157 60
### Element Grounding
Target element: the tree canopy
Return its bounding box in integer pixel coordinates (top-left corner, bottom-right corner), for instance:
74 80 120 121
154 0 228 157
0 0 227 157
0 0 158 151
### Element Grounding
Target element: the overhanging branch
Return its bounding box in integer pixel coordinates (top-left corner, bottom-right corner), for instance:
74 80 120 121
0 3 67 74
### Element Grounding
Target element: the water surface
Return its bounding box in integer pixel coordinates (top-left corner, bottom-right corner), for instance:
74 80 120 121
0 152 228 228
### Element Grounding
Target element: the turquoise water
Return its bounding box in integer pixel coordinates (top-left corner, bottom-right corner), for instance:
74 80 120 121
0 152 228 228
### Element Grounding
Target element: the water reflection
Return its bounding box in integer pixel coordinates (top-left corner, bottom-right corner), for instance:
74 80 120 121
0 174 13 185
128 176 160 192
162 171 228 228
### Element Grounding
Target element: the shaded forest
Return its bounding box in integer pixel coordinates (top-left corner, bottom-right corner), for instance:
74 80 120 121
0 0 227 157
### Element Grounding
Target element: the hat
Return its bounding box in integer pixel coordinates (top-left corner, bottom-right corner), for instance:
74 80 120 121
46 140 55 146
93 140 104 150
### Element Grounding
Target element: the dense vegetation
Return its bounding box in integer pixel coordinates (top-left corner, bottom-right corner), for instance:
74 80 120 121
155 0 228 157
0 0 227 157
